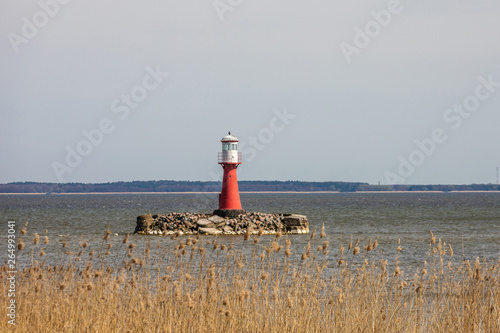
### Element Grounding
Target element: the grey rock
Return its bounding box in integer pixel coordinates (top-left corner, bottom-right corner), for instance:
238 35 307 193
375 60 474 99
208 215 227 226
282 214 309 233
282 214 307 227
196 219 215 228
198 227 222 235
137 213 154 227
208 215 226 223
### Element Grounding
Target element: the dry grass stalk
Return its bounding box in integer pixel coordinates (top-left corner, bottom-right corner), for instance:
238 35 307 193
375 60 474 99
1 229 499 333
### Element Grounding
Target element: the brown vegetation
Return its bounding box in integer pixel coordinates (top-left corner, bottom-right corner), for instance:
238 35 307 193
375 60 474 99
1 228 499 332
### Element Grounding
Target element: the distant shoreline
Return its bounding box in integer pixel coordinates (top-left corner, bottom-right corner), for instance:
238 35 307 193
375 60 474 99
1 190 500 195
2 180 499 194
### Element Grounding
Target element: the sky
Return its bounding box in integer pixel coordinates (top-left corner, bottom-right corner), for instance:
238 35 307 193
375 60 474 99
1 0 499 185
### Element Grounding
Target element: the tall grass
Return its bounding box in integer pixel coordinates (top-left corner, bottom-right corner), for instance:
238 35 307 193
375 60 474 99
1 226 499 332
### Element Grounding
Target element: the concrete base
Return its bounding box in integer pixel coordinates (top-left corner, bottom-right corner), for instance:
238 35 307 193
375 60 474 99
213 209 247 219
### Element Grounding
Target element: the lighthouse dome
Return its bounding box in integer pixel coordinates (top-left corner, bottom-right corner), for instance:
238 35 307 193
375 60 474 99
221 132 238 142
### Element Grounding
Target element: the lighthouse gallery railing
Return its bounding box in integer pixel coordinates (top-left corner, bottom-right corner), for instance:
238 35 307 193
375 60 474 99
218 152 242 164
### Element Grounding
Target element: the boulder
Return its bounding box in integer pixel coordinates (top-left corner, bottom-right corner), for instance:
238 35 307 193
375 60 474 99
282 214 307 226
208 215 227 226
282 214 309 233
274 221 284 229
137 214 154 228
198 227 222 235
247 222 257 231
196 219 215 228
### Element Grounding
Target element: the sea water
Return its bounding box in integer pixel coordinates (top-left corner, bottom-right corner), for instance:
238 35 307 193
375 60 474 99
1 192 499 269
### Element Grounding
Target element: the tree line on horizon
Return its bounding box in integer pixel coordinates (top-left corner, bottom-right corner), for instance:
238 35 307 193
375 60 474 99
0 181 499 193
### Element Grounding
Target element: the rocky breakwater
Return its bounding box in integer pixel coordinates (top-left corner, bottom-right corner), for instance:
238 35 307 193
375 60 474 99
134 212 309 235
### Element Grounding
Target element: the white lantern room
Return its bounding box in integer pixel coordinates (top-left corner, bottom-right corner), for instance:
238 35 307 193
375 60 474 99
218 132 242 164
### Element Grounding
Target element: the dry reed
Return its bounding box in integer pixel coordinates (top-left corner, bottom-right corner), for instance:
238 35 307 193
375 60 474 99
1 228 499 333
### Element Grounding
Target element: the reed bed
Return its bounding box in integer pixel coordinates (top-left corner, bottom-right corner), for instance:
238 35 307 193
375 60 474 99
1 225 499 332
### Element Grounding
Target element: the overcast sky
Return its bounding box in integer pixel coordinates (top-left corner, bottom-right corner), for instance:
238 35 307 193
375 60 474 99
1 0 499 185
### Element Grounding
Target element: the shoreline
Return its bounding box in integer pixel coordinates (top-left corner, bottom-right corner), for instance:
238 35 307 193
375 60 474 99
1 190 500 195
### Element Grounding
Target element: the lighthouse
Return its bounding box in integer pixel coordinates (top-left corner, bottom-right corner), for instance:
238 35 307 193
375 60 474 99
213 132 246 218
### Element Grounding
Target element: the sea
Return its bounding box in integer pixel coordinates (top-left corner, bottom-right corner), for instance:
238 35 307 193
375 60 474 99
1 192 500 269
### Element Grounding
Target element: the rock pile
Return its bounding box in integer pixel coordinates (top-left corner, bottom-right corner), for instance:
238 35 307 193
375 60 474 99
134 212 309 235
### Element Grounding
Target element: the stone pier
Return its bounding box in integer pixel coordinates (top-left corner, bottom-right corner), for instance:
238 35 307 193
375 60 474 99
134 212 309 235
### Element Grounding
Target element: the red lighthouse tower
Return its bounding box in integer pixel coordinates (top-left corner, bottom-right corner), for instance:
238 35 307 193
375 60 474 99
213 132 246 218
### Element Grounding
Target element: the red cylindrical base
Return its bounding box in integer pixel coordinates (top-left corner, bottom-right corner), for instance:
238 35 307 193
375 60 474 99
219 164 242 210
